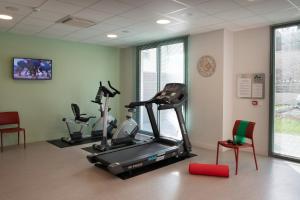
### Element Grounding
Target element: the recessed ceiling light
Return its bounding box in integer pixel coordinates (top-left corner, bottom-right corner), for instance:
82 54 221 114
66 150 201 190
156 19 171 25
0 14 13 20
107 34 118 38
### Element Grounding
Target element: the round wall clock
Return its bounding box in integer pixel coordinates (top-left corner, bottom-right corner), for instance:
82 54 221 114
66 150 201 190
197 55 216 77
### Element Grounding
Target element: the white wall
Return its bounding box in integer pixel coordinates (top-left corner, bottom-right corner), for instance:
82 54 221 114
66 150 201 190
222 30 234 141
188 30 225 149
233 27 270 155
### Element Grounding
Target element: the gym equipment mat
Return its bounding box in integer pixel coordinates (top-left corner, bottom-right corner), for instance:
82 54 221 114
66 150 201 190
90 153 197 180
47 137 102 148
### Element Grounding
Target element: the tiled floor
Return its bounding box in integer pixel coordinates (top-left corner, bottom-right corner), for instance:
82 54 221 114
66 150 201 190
0 142 300 200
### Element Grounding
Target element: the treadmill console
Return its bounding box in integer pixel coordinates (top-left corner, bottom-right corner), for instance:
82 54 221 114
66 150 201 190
155 83 186 105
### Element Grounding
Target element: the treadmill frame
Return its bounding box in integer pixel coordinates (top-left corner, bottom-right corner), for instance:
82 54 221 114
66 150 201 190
87 84 192 175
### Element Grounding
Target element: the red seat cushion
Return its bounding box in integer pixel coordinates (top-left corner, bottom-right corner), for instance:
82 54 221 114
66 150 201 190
0 127 25 134
218 140 253 148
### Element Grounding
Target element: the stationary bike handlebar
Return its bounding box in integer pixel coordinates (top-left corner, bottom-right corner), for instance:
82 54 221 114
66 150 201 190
108 81 120 95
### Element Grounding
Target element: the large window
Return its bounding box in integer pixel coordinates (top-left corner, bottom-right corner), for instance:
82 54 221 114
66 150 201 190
137 37 187 139
270 22 300 161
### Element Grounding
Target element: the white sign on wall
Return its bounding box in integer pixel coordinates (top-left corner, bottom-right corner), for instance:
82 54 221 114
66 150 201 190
237 73 265 99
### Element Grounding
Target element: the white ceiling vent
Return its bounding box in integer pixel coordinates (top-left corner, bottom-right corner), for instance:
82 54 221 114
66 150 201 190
56 15 96 28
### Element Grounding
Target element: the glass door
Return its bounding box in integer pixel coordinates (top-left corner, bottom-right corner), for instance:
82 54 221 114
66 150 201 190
159 42 185 139
139 48 157 132
138 38 187 138
271 23 300 160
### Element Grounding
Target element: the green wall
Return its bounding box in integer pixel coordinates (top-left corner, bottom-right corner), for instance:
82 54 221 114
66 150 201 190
0 33 120 146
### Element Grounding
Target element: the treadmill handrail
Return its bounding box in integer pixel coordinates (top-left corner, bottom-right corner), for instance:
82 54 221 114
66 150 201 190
126 100 149 108
157 96 187 110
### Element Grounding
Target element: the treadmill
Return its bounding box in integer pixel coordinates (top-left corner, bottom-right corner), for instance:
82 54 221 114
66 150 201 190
87 83 192 175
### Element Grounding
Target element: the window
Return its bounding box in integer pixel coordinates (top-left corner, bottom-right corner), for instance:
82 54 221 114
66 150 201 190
137 37 187 139
270 22 300 161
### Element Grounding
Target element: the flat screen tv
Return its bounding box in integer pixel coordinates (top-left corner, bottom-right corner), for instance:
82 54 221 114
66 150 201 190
13 57 52 80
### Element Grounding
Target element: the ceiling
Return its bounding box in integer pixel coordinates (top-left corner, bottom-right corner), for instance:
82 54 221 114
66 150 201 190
0 0 300 47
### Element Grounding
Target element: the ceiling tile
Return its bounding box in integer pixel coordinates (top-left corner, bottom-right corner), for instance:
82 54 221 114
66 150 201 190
29 9 67 22
126 16 182 33
73 8 113 23
205 21 244 32
21 17 54 28
119 8 159 21
40 0 83 14
164 21 191 33
195 0 241 15
0 14 26 29
102 16 140 27
0 20 16 31
57 0 99 7
140 0 188 15
214 7 254 21
111 28 138 37
173 0 210 6
263 7 300 23
246 0 294 14
38 23 81 37
90 0 133 15
117 0 150 6
0 1 32 16
233 16 270 27
10 23 45 35
3 0 45 7
233 0 269 6
64 28 102 40
166 7 209 23
89 22 121 32
289 0 300 7
191 15 224 27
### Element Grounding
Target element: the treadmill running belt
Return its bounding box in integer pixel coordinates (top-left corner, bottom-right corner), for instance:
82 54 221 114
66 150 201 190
97 143 175 164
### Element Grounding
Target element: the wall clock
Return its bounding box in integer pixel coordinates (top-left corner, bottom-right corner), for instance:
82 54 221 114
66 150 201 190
197 55 216 77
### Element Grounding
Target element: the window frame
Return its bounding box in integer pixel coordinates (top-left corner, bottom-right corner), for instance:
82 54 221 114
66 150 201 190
270 20 300 163
136 36 189 135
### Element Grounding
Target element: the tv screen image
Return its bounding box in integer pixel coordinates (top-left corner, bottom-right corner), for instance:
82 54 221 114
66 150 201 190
13 58 52 80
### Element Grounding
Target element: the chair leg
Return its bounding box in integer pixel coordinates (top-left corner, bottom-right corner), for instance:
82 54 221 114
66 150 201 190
216 142 220 164
18 131 20 145
234 148 239 175
252 146 258 170
23 130 26 149
1 133 3 152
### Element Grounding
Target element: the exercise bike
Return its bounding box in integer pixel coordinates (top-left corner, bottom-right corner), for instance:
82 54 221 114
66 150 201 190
61 82 118 145
90 81 118 139
61 104 97 144
93 81 138 152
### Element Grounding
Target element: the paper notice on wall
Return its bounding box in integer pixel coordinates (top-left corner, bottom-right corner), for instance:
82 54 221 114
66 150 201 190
237 77 252 98
252 83 263 98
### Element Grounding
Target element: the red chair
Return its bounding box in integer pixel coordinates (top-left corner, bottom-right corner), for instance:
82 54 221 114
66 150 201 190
216 120 258 175
0 112 26 152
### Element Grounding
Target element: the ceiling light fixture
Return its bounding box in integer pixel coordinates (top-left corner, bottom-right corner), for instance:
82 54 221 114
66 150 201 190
156 19 171 25
107 34 118 38
0 14 13 20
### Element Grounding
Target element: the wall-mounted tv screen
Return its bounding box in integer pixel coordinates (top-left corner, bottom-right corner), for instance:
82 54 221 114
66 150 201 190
13 57 52 80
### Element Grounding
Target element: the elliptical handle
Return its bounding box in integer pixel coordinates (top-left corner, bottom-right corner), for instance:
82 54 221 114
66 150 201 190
100 81 102 88
108 81 120 94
